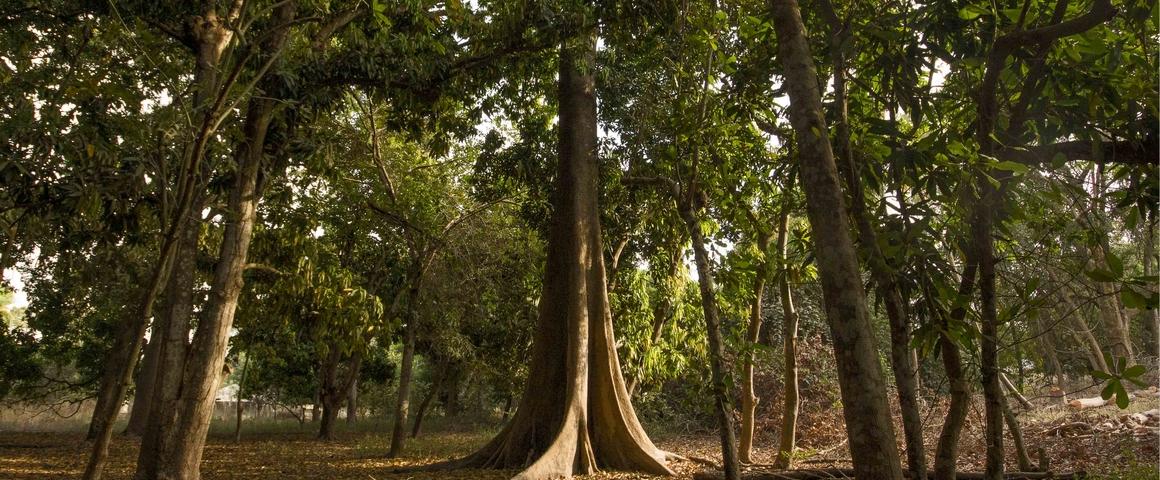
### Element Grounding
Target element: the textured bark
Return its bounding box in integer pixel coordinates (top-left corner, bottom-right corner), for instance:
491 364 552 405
681 195 741 480
769 1 903 478
147 90 281 480
819 0 925 471
1089 244 1135 363
431 35 672 480
773 206 799 470
933 261 978 480
134 216 197 480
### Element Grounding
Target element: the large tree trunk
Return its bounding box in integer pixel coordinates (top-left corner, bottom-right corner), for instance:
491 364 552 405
738 236 770 465
133 215 198 480
436 34 672 480
145 93 279 480
681 193 741 480
769 1 903 478
773 205 800 470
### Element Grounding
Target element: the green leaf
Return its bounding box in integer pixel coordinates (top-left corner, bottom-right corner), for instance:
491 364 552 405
993 161 1029 175
1114 382 1130 409
1101 380 1117 400
1122 364 1146 379
1084 269 1118 282
958 4 990 20
1105 251 1123 277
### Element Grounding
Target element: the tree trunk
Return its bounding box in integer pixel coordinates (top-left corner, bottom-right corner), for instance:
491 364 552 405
1050 276 1108 372
681 194 741 480
1000 383 1035 472
412 372 444 438
125 335 162 436
346 377 359 425
1142 218 1158 358
146 90 281 480
234 353 249 443
387 300 418 456
436 34 672 480
773 205 800 470
739 241 770 464
133 213 198 480
819 0 926 471
932 260 978 480
318 348 342 441
769 1 903 478
1090 243 1135 364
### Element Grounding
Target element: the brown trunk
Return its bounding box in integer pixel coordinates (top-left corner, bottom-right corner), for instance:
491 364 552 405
773 205 799 470
319 348 342 440
234 353 249 443
932 260 978 480
738 243 769 464
681 193 741 480
819 0 925 472
125 335 162 436
411 372 444 438
346 375 359 425
1142 218 1158 357
149 92 280 480
388 313 417 456
1089 244 1135 363
769 1 903 478
1049 273 1108 372
434 34 672 480
1000 384 1035 472
134 215 198 480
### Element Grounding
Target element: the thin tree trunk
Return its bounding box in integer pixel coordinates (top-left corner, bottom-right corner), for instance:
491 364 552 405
773 203 799 470
319 348 341 440
125 335 162 436
235 353 249 443
932 260 978 480
412 372 445 438
346 376 359 425
387 297 418 457
681 195 741 480
739 246 769 464
769 1 903 478
1000 383 1035 472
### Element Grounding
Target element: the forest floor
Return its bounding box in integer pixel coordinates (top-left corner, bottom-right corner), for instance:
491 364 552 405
1 394 1157 480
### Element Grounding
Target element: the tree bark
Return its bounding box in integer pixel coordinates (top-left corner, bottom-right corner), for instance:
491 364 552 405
346 375 359 425
739 234 770 465
680 193 741 480
133 214 198 480
432 33 672 480
773 204 799 470
125 336 162 436
388 312 417 455
932 259 978 480
146 90 281 480
769 1 903 478
412 371 444 438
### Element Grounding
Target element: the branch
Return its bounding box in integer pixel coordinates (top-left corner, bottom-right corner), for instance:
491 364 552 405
621 175 681 199
243 263 285 275
1001 139 1158 167
994 0 1116 50
311 6 362 50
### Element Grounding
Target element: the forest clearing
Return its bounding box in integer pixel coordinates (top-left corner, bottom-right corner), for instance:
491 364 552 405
1 0 1157 479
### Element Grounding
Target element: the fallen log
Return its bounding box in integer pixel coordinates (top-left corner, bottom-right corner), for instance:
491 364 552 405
1068 396 1108 409
693 468 1087 480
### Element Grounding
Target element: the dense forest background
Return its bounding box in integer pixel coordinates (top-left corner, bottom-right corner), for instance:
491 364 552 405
0 0 1157 479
